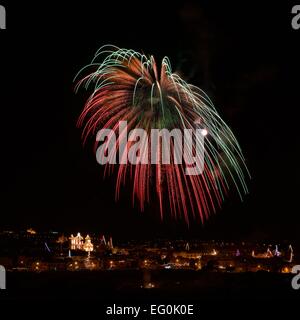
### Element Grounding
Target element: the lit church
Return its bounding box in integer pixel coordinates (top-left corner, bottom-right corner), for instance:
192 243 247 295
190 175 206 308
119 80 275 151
69 233 94 254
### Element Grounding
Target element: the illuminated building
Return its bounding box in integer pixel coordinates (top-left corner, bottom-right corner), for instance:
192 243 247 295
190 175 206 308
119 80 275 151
282 266 291 273
27 228 37 235
69 232 83 250
273 245 281 257
83 235 94 256
288 244 294 263
57 235 67 252
69 233 94 256
100 235 107 246
211 249 217 256
57 235 67 244
108 236 113 249
173 252 201 259
252 247 275 259
185 242 190 251
266 247 273 257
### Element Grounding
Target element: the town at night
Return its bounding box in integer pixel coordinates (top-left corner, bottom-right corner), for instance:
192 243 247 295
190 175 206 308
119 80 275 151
0 229 298 274
1 229 299 295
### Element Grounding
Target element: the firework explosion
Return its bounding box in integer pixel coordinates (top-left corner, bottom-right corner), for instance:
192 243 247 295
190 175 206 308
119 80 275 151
75 45 249 224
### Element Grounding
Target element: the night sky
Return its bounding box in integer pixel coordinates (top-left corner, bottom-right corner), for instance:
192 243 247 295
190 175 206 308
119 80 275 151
1 1 299 241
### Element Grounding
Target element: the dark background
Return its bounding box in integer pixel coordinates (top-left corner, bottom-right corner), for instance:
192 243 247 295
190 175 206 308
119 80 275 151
1 1 299 241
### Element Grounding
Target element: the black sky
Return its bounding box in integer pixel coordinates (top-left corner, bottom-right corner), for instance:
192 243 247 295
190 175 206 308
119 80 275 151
1 1 299 241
